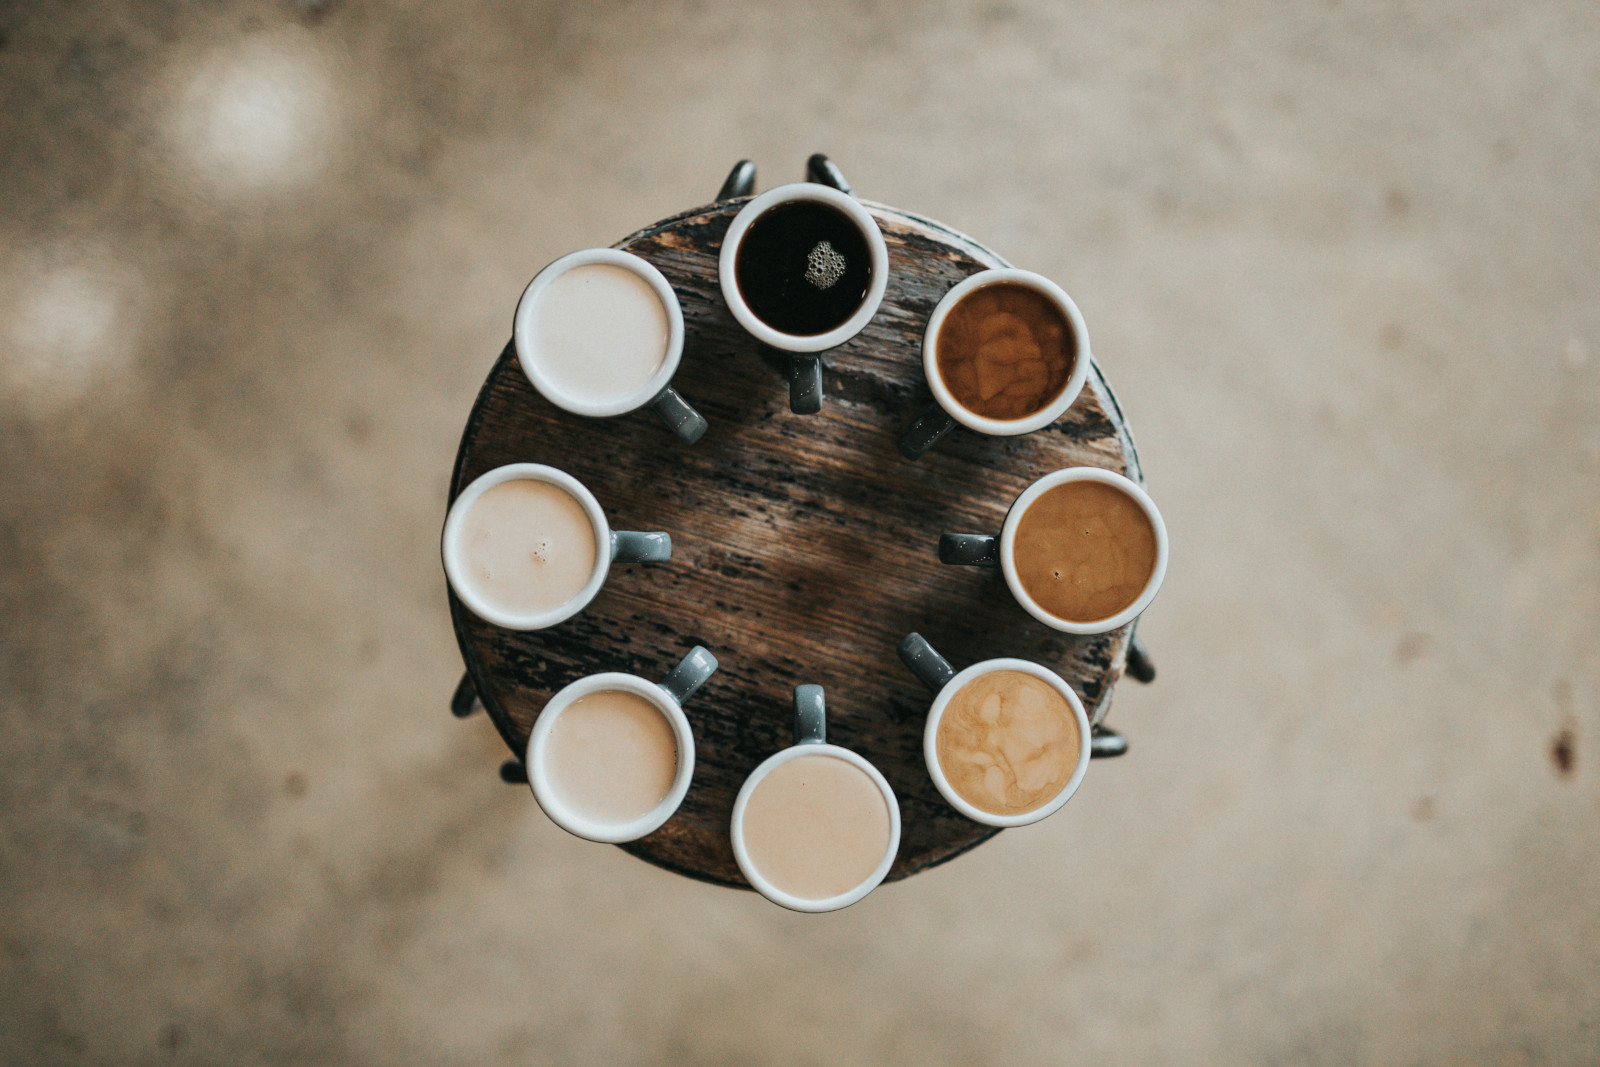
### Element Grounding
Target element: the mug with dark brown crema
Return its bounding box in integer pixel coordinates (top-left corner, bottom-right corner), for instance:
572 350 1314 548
897 633 1096 828
898 268 1092 459
940 466 1168 636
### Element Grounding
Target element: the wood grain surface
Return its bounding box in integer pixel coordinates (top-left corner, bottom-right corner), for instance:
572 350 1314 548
448 196 1146 888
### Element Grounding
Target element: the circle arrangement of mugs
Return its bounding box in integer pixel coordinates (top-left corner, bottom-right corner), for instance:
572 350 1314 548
513 248 708 444
442 463 672 630
940 466 1167 635
898 633 1091 828
718 182 890 414
898 268 1092 459
730 685 901 913
526 647 717 843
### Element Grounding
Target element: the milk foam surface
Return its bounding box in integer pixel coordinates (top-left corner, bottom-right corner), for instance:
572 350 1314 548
545 689 678 825
935 670 1080 816
530 263 668 405
741 753 891 900
455 479 597 617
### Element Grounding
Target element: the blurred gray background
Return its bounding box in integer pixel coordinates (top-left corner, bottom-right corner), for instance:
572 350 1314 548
1 0 1596 1063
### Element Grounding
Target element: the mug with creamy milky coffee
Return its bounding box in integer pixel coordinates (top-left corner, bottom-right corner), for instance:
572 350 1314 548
526 646 717 843
898 268 1092 459
442 463 671 630
940 466 1167 636
730 685 901 913
897 633 1093 828
514 248 708 443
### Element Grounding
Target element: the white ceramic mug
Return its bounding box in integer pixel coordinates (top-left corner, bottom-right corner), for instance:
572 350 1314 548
898 633 1093 828
525 647 716 843
514 248 707 443
718 183 890 414
940 466 1168 635
898 268 1092 458
441 463 671 630
730 685 901 913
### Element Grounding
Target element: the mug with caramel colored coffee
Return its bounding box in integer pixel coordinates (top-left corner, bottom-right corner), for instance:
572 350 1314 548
897 633 1094 828
898 268 1092 459
525 646 717 844
941 467 1168 636
730 685 901 913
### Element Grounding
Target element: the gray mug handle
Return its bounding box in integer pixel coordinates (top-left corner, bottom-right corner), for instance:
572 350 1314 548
898 403 957 459
898 633 956 693
794 684 827 744
939 533 999 567
789 354 823 414
659 646 718 705
610 530 672 563
649 387 708 444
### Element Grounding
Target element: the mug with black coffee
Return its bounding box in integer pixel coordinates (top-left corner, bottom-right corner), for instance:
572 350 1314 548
897 633 1094 828
718 183 890 414
729 685 901 913
898 268 1092 458
940 466 1167 636
525 646 718 844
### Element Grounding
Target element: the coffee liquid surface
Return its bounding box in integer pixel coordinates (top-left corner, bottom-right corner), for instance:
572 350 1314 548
740 753 891 901
530 263 668 404
545 689 678 825
733 201 872 336
1013 479 1157 625
936 281 1076 421
936 670 1081 816
456 479 597 617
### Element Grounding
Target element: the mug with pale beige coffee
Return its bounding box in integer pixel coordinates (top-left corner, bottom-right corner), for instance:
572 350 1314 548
898 268 1092 459
514 248 708 443
525 646 717 843
442 463 671 630
941 466 1167 635
898 633 1093 828
730 685 900 913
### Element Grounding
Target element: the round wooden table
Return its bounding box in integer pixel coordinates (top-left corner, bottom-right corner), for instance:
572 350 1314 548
448 157 1153 889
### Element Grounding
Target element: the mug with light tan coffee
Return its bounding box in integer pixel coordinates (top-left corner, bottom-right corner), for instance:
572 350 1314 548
442 463 671 630
730 685 901 913
941 467 1167 635
514 248 708 443
898 633 1104 828
898 268 1092 459
525 646 717 844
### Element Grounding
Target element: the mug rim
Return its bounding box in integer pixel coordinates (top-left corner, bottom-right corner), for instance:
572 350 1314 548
525 672 697 844
513 248 686 417
440 463 611 631
729 742 901 913
998 466 1169 635
921 657 1092 828
922 268 1092 437
717 183 891 353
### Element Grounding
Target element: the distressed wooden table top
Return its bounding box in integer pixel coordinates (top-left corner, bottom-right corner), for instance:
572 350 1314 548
449 195 1145 888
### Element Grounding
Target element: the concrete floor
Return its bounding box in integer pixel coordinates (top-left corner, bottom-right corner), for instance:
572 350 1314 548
2 0 1597 1063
